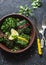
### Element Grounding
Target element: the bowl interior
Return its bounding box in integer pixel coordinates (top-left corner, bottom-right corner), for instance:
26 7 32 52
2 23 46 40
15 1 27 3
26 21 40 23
0 14 35 53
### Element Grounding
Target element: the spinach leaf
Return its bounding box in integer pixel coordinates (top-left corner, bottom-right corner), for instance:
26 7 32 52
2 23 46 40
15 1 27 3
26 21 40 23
18 26 31 35
1 17 18 33
16 33 30 47
17 20 27 27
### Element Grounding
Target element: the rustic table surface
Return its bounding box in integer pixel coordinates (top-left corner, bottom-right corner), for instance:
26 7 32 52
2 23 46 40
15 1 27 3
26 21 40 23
0 0 46 65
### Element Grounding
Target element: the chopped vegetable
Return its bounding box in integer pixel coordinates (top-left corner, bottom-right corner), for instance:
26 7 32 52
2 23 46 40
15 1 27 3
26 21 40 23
0 37 4 42
11 46 20 51
5 32 10 37
16 39 28 47
17 20 27 27
17 33 30 47
20 33 30 40
18 26 31 35
23 26 31 35
0 17 31 51
8 29 28 43
1 17 18 33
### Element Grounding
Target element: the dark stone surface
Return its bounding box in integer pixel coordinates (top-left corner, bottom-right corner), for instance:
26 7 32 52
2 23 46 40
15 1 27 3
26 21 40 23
0 0 46 65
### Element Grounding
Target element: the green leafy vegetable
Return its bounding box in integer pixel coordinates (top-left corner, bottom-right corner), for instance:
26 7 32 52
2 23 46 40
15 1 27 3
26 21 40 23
20 33 30 40
0 17 31 51
18 5 33 16
18 0 42 17
1 17 18 33
18 26 31 35
0 37 14 48
11 46 20 51
5 32 10 37
31 0 42 9
17 20 27 27
16 33 30 47
0 37 4 42
16 39 28 47
23 26 31 35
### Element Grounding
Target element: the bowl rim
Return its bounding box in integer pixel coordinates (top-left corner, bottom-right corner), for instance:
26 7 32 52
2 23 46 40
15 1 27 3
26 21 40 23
0 13 35 53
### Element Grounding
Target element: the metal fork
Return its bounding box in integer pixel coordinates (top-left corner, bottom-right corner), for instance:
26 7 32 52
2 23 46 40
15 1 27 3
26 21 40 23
42 15 46 47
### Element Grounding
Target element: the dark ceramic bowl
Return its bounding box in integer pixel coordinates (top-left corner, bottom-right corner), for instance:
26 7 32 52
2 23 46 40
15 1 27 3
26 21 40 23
0 14 35 53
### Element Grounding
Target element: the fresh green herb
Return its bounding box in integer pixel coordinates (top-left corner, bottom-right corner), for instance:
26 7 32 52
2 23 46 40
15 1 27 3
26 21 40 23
18 5 33 16
1 17 18 33
31 0 42 9
18 0 42 17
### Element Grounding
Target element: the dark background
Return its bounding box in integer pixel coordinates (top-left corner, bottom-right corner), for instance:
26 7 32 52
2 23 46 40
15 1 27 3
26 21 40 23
0 0 46 65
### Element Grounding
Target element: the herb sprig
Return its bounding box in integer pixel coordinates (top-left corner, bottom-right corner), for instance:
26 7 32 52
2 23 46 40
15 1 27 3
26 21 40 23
18 5 33 16
18 0 42 16
31 0 42 9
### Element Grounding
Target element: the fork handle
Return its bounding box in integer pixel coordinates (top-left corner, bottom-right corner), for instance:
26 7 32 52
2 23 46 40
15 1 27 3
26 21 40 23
37 38 42 55
41 36 44 48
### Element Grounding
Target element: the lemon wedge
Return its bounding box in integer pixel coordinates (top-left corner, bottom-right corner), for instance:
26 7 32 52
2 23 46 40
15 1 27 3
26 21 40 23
9 28 19 40
11 28 19 36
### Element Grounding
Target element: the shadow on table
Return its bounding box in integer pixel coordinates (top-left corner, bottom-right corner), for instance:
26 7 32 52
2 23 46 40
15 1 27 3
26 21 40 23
1 37 37 64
